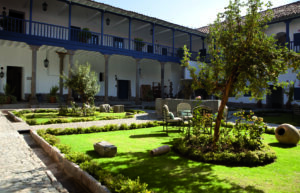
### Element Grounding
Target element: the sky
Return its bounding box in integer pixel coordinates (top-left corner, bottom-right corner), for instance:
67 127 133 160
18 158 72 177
95 0 298 28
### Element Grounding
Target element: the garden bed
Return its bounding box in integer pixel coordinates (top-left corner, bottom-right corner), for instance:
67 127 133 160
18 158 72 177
12 108 144 125
37 124 300 193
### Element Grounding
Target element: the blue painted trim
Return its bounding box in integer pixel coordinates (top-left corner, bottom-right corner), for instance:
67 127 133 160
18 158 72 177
0 31 180 63
189 33 192 51
285 20 291 48
68 2 72 41
29 0 33 35
172 29 175 56
101 11 104 46
128 17 131 50
152 23 155 47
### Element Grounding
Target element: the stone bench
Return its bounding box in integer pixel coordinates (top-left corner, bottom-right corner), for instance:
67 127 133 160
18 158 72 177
93 141 117 157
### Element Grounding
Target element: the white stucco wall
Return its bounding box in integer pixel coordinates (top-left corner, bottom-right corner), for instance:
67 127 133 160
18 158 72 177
0 42 182 99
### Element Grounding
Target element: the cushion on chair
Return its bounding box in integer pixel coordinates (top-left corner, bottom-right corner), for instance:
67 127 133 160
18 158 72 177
169 112 175 119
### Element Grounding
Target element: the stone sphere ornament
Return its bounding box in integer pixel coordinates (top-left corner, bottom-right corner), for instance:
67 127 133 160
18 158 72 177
275 124 300 146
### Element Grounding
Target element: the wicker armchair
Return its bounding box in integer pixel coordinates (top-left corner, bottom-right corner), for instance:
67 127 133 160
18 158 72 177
162 104 183 133
192 105 213 135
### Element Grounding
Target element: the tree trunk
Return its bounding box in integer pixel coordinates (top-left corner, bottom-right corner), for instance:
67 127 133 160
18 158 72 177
213 75 235 147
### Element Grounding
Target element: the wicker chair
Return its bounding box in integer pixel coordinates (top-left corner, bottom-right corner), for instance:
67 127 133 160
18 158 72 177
177 103 192 120
162 104 183 134
192 105 213 135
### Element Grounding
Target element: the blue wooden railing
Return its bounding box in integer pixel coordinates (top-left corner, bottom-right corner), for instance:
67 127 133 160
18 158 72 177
0 15 206 60
289 41 300 53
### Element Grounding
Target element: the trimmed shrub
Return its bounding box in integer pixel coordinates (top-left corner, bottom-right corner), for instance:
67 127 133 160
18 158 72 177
173 137 276 166
65 152 92 165
26 119 38 125
129 123 137 129
119 123 129 130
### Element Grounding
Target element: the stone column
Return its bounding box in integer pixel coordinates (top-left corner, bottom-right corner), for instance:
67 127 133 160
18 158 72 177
135 59 141 104
29 45 40 104
104 54 110 103
67 50 75 104
56 52 67 99
160 62 165 99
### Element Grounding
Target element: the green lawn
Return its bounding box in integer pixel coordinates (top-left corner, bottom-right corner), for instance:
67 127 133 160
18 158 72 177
58 126 300 193
17 111 127 125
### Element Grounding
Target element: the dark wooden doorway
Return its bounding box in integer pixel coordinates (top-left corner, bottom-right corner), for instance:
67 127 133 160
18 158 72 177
118 80 129 100
266 85 283 108
6 66 22 101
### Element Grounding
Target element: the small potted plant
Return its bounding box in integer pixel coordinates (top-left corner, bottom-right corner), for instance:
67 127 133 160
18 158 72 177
79 28 92 43
134 38 145 52
49 85 59 103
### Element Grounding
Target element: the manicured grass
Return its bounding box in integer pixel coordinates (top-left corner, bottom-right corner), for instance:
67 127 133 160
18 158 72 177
255 112 300 126
16 110 128 125
58 126 300 193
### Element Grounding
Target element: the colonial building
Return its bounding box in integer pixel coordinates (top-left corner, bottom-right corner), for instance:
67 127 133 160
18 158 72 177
0 0 207 104
195 1 300 108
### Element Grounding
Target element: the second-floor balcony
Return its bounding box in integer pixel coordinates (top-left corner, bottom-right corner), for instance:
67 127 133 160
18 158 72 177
0 15 208 61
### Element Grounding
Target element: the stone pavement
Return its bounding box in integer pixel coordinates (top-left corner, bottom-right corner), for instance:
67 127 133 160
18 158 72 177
0 112 65 193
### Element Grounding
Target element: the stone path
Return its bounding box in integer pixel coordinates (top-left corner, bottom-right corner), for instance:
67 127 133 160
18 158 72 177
30 111 158 131
0 112 66 193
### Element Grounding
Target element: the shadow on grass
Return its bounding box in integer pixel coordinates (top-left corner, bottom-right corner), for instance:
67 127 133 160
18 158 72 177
97 151 264 193
130 133 169 138
268 142 298 148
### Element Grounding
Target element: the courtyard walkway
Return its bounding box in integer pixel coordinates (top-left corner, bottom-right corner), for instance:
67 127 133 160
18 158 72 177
0 111 66 193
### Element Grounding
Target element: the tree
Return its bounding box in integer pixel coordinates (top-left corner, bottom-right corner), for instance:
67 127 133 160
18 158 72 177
182 0 300 146
63 62 100 104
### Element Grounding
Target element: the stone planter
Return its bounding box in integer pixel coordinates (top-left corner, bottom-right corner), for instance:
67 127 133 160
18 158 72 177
275 124 300 145
94 141 117 157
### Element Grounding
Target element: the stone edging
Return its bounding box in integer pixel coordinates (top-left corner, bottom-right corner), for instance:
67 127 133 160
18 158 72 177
6 111 23 122
30 130 110 193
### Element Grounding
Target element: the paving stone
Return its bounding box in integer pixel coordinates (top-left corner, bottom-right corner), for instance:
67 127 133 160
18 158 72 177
0 112 61 193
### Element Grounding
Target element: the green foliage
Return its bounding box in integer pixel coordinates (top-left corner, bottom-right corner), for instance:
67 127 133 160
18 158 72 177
80 161 150 193
34 109 57 113
49 85 59 96
38 129 150 193
173 109 271 165
63 62 100 104
173 137 276 166
65 152 92 165
26 119 38 125
129 123 137 129
182 0 300 144
119 123 129 130
38 121 160 136
125 109 146 114
42 134 60 146
54 144 71 154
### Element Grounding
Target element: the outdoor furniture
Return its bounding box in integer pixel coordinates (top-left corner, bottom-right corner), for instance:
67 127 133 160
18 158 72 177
162 104 183 134
177 103 193 132
191 105 213 136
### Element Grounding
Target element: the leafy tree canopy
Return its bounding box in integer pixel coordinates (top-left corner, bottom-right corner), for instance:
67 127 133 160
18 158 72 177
63 62 100 104
182 0 300 145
